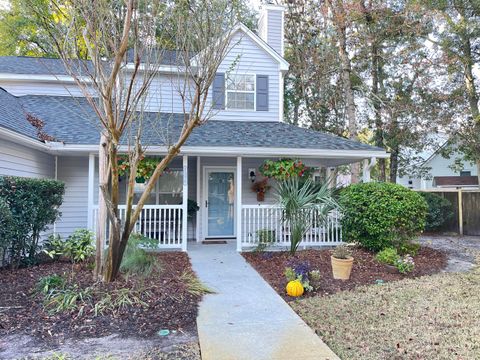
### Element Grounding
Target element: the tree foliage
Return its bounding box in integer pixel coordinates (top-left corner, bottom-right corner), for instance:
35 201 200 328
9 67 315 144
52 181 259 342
283 0 479 183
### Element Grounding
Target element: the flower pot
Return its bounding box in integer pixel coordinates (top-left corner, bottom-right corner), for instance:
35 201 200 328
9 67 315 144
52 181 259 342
331 255 354 280
385 264 398 274
256 192 265 202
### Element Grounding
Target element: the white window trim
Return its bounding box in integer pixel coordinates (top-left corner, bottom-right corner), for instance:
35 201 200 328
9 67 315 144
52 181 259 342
225 73 256 111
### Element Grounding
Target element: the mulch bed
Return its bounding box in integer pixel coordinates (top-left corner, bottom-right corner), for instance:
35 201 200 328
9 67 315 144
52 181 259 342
243 246 448 301
0 253 200 344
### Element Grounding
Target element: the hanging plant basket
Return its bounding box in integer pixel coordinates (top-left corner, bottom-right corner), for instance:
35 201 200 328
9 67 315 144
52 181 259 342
256 192 265 202
251 178 270 202
118 156 165 182
259 158 313 180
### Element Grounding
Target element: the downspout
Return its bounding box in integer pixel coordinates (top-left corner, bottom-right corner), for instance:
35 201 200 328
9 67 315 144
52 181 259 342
362 157 377 183
53 155 58 235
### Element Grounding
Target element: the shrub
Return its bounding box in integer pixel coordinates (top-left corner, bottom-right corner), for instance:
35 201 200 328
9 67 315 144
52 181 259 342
376 247 399 265
120 234 160 277
0 198 14 265
44 285 92 314
65 229 95 263
43 234 66 260
395 255 415 274
340 182 427 252
276 177 339 254
0 176 64 267
36 274 66 295
398 241 421 256
419 192 454 232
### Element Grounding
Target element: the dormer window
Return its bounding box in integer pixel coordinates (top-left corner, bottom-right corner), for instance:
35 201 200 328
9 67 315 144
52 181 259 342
226 74 255 110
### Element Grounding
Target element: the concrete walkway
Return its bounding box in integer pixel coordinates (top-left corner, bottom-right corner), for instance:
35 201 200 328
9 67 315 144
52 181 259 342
189 242 339 360
419 235 480 272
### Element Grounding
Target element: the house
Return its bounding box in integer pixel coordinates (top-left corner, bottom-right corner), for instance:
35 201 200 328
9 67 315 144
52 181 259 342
0 4 388 251
397 139 478 190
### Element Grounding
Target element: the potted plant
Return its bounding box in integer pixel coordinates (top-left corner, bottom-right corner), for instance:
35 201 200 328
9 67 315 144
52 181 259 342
331 245 354 280
251 178 271 202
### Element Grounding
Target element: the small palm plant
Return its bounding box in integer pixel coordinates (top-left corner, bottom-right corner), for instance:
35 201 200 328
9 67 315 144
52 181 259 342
276 177 339 255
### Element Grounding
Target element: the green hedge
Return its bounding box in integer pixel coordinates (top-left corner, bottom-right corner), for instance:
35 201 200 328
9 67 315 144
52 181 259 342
0 176 65 267
339 182 427 251
419 192 454 232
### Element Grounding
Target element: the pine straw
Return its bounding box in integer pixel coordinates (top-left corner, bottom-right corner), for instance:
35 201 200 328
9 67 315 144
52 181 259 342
292 268 480 359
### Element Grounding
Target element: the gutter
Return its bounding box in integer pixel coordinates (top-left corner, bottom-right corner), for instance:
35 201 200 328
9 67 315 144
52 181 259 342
0 73 91 84
48 143 389 159
0 127 50 151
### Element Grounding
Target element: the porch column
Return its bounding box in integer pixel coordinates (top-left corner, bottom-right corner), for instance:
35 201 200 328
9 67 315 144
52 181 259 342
87 153 95 230
196 156 201 242
236 156 242 252
182 155 188 251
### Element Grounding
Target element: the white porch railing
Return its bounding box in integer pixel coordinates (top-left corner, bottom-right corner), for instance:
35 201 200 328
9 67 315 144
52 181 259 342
241 205 342 248
92 204 184 248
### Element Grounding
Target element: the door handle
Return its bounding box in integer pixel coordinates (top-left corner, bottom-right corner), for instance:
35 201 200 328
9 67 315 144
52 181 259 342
205 200 208 208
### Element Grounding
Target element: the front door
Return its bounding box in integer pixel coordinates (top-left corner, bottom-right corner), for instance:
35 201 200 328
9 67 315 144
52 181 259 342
205 169 235 238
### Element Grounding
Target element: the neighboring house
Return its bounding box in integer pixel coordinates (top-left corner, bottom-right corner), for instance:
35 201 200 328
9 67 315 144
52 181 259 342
397 140 478 190
0 5 388 251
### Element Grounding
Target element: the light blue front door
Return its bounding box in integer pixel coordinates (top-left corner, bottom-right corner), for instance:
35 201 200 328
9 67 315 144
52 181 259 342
207 171 235 237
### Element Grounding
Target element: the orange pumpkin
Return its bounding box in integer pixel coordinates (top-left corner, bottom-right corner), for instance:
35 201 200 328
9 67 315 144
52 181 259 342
286 280 304 297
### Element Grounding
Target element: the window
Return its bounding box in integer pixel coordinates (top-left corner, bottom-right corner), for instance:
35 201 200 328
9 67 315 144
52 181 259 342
226 74 255 110
132 169 183 205
460 170 471 177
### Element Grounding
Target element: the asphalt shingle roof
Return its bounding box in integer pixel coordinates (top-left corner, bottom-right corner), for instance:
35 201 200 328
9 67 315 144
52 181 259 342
0 88 38 139
16 94 383 151
0 52 182 76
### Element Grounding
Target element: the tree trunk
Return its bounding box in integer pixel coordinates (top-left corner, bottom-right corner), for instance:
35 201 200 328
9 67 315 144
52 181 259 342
94 134 108 279
389 148 399 183
329 0 359 182
371 43 386 181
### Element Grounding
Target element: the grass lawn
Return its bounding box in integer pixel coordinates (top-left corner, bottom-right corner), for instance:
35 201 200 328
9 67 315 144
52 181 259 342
292 269 480 359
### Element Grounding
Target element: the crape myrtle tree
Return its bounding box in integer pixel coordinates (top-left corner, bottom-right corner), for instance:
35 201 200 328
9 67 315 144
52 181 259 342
32 0 243 281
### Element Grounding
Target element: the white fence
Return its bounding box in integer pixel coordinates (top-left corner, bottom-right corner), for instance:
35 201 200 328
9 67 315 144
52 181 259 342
241 205 342 248
92 204 184 248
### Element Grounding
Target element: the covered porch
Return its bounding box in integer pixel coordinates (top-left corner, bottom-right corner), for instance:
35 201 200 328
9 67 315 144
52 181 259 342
86 148 385 252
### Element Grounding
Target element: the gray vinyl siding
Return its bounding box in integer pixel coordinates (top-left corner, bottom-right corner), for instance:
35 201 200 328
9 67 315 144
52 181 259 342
267 10 283 55
209 31 280 121
143 31 281 121
0 137 54 178
55 156 89 238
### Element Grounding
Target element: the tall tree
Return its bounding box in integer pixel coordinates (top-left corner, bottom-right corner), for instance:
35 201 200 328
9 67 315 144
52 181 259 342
354 0 443 182
326 0 361 182
428 0 480 183
284 0 347 135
